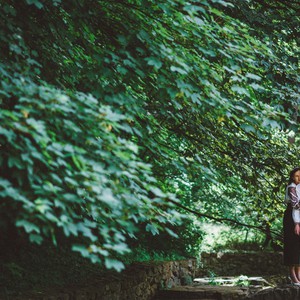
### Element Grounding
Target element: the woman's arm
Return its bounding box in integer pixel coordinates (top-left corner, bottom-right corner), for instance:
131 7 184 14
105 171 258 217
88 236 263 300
292 208 300 224
288 186 300 209
288 187 300 229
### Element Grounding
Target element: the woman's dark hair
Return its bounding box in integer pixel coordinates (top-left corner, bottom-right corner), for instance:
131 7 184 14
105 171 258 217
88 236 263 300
288 167 300 184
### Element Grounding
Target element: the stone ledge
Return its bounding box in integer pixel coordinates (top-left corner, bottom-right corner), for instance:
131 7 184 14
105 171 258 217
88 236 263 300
247 285 300 300
198 251 286 277
154 283 300 300
154 284 249 300
0 259 197 300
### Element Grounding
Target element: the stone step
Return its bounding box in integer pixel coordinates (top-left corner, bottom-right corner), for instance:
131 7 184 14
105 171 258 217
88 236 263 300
154 291 218 299
153 284 248 300
154 298 217 300
154 283 300 300
155 298 216 300
154 297 216 300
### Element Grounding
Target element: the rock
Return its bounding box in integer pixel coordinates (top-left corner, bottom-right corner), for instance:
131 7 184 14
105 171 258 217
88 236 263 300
246 285 300 300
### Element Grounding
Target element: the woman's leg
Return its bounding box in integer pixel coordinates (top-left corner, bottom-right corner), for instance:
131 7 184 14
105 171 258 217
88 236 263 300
295 265 300 282
290 266 300 283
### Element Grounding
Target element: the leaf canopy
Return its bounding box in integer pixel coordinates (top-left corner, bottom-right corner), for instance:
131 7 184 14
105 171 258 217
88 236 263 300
0 0 299 269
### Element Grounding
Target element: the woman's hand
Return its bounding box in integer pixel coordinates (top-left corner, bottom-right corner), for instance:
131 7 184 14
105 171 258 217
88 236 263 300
295 223 300 235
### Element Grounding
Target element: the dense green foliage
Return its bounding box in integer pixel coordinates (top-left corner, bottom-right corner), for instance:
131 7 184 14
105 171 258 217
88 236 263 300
0 0 299 271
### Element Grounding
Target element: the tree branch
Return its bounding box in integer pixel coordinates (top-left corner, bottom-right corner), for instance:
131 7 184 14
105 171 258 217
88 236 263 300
168 198 283 239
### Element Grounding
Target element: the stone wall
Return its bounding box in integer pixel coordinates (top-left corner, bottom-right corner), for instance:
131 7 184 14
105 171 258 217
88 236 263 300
3 259 196 300
2 252 288 300
247 286 300 300
197 251 286 277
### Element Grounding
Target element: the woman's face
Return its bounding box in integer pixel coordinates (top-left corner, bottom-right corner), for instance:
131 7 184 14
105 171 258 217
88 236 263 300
293 170 300 185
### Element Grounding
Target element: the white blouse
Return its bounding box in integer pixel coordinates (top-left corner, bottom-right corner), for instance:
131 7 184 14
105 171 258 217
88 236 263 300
285 182 300 224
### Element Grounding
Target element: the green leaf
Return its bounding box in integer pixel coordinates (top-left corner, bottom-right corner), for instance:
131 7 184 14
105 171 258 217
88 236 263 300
25 0 44 9
72 244 90 258
170 66 188 75
146 223 159 235
16 220 40 234
240 123 256 133
245 73 262 81
104 258 125 272
146 57 163 69
29 233 43 244
149 187 166 198
231 85 250 97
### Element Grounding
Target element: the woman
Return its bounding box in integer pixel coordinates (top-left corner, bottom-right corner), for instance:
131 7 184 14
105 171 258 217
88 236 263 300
284 167 300 285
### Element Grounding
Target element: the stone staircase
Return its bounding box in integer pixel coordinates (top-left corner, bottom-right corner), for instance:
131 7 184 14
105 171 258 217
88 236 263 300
153 276 300 300
154 284 300 300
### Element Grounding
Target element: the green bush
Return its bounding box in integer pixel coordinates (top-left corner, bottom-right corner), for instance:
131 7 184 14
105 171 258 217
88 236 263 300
0 73 181 271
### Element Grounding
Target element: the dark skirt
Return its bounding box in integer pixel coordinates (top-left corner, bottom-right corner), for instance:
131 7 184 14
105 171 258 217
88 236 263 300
283 204 300 266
